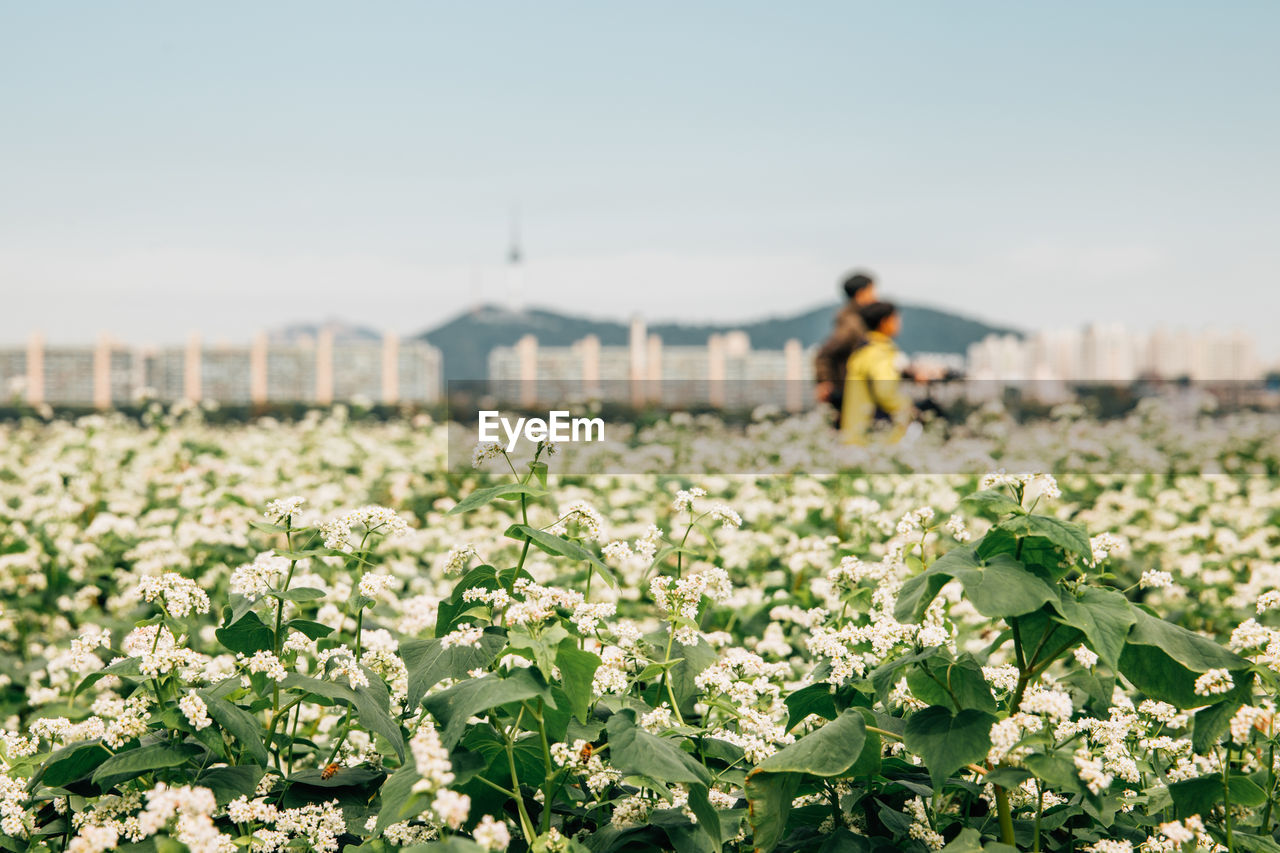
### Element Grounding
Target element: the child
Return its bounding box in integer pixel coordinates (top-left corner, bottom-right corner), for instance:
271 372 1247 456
840 301 913 445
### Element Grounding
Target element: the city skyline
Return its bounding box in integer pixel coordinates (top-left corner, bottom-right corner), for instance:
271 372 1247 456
3 2 1278 355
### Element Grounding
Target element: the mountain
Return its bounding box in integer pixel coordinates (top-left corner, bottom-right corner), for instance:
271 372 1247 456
269 320 382 344
417 303 1019 381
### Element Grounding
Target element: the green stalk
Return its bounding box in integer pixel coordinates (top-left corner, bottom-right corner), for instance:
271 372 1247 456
1223 746 1233 851
1034 781 1043 852
503 709 536 841
659 624 686 726
1263 741 1276 832
995 786 1016 847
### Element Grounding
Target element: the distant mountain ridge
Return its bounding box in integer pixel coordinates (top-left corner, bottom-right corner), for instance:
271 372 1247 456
415 302 1019 381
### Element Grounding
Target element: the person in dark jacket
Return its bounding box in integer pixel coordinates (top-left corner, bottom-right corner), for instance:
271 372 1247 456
814 271 878 425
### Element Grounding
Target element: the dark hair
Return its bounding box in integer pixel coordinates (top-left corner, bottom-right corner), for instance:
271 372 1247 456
860 301 897 331
841 271 875 300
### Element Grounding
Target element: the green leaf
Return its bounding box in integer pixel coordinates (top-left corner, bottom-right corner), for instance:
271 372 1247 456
906 655 998 714
276 586 326 602
1169 773 1266 818
962 490 1025 516
504 524 617 588
1023 752 1090 798
556 639 602 724
74 656 143 697
281 673 405 760
37 741 112 788
1234 834 1280 853
895 551 967 624
285 619 334 640
606 710 711 787
435 564 533 637
939 828 986 853
423 668 551 749
895 547 1057 623
903 705 997 789
506 623 571 681
1052 587 1134 670
784 683 838 730
667 639 717 718
1118 608 1248 708
289 765 386 788
744 770 799 853
200 693 269 765
687 784 723 850
998 514 1091 561
984 767 1033 789
1192 670 1256 752
375 762 424 834
960 555 1059 620
195 765 265 805
448 482 547 515
401 839 487 853
215 610 274 655
92 743 197 787
754 710 867 777
401 632 506 711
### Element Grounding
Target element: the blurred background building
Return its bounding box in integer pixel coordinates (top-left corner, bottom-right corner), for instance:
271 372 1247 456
967 325 1262 382
488 316 812 410
0 331 442 407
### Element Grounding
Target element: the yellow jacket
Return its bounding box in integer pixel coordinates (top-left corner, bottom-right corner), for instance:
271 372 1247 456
840 332 911 445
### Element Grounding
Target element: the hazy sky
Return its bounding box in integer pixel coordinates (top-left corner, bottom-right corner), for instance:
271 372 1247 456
2 2 1277 355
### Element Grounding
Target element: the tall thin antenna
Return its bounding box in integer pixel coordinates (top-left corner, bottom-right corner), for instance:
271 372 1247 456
506 205 524 312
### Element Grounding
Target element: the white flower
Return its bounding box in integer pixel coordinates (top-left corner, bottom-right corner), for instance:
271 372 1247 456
1073 748 1112 795
179 691 212 731
708 503 742 529
1021 473 1061 505
944 514 971 542
132 573 211 619
431 789 470 829
472 441 504 468
472 814 510 850
1139 570 1173 590
1193 668 1233 697
673 487 707 512
239 651 287 682
264 497 306 526
229 553 288 601
409 723 455 791
442 544 480 575
1089 533 1127 565
1073 647 1099 669
358 573 394 600
440 624 484 650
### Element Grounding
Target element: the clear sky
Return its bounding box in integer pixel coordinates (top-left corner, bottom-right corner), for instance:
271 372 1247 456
2 1 1277 356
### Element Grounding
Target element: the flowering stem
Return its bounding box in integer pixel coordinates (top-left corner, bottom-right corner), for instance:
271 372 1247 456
1033 781 1043 852
1263 741 1276 831
660 625 686 727
354 610 364 662
287 702 301 776
1222 746 1233 850
472 774 518 799
269 521 300 764
995 786 1015 847
324 710 353 766
502 711 536 841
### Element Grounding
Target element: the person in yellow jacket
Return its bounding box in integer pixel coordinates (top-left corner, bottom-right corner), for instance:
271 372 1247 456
840 302 914 445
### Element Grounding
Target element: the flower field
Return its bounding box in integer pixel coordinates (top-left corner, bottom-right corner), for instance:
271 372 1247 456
2 406 1280 853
